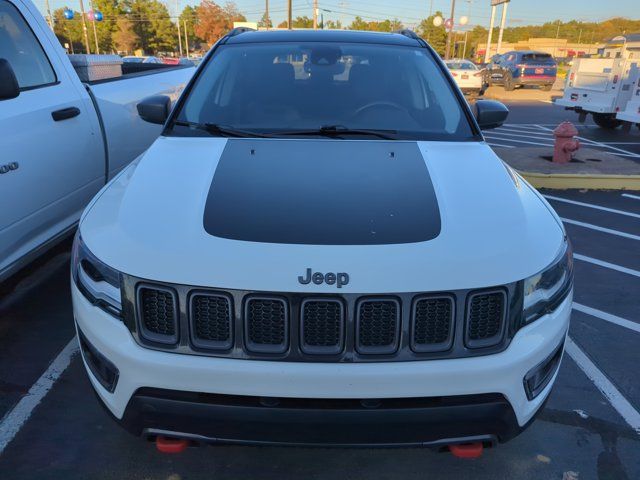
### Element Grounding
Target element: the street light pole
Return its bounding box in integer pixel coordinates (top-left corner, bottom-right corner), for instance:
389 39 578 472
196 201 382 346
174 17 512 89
484 4 496 62
444 0 456 60
496 0 508 54
184 20 189 57
176 0 183 56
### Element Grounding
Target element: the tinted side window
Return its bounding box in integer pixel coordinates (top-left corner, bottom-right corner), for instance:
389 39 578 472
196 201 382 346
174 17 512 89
0 0 56 89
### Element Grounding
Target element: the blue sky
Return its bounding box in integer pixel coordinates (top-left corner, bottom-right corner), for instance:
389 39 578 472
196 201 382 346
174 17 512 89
39 0 639 30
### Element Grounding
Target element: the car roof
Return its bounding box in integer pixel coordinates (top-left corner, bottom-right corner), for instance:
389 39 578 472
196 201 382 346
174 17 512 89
224 29 422 47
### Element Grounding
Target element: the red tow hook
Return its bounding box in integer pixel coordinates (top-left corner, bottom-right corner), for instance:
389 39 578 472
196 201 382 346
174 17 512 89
449 442 483 459
155 436 189 454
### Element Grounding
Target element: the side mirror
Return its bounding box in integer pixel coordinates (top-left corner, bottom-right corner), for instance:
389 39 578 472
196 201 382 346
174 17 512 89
474 100 509 130
137 95 171 124
0 58 20 101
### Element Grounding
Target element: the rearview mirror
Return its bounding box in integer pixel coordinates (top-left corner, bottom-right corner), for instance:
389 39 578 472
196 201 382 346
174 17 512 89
137 95 171 124
0 58 20 101
474 100 509 130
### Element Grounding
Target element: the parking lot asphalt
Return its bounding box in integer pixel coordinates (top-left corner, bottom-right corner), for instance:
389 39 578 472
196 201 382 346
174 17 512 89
481 99 640 161
1 105 639 479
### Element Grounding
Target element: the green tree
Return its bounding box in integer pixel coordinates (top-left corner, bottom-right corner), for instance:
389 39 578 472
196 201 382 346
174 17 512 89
53 8 85 53
323 19 342 30
258 11 272 28
349 16 368 30
113 16 138 53
417 11 447 56
292 16 313 28
122 0 176 54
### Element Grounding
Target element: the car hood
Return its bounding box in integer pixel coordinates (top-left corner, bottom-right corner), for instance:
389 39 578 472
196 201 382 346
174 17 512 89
80 136 564 293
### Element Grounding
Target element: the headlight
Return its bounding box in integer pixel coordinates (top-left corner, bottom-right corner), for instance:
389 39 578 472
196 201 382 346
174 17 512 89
71 233 122 317
522 238 573 326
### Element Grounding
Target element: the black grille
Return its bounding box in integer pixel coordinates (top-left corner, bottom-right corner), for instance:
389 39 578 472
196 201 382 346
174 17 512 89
300 299 344 354
138 286 178 344
412 296 454 352
190 293 233 350
466 290 506 348
356 299 400 354
245 297 288 353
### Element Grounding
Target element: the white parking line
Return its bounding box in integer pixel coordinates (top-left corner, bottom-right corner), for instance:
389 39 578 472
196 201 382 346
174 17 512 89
488 143 515 148
561 218 640 241
573 253 640 278
573 303 640 334
622 193 640 201
492 130 554 140
566 337 640 435
0 338 78 456
483 135 554 147
544 195 640 219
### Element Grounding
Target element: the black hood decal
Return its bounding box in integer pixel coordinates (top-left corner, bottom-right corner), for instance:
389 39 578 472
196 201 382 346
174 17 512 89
203 139 441 245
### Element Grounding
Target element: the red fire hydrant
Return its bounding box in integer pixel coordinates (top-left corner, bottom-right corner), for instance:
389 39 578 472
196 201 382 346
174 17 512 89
553 121 580 164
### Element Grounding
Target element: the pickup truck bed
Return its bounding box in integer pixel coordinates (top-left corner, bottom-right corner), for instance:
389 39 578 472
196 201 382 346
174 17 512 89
0 0 194 281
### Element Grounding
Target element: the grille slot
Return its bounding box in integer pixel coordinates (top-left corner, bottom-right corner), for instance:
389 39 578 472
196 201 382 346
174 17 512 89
190 293 233 350
356 298 400 354
244 297 288 354
466 290 506 348
137 286 178 345
411 296 454 352
300 299 345 355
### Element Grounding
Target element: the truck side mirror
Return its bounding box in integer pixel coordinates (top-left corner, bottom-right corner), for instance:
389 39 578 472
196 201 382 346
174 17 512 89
474 100 509 130
137 95 171 124
0 58 20 101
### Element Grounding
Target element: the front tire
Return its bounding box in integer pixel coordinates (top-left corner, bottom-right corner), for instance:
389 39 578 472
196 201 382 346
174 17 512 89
504 75 515 91
541 84 553 91
592 113 622 130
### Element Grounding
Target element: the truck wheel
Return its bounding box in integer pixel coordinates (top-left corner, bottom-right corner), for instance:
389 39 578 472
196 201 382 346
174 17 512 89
592 113 622 130
504 75 515 92
541 84 553 91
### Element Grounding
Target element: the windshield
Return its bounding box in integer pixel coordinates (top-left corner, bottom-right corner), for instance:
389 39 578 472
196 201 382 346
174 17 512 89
172 42 475 141
446 61 478 70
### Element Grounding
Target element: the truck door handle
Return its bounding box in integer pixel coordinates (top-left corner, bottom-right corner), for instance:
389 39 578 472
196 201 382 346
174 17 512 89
51 107 80 121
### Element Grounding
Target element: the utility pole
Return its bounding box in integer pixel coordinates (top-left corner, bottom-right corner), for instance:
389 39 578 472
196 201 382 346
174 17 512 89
553 20 560 58
44 0 54 29
577 28 582 44
78 0 91 54
176 0 183 56
89 0 99 54
484 3 496 62
313 0 318 29
288 0 292 29
184 20 189 57
496 1 508 54
265 0 269 29
444 0 456 59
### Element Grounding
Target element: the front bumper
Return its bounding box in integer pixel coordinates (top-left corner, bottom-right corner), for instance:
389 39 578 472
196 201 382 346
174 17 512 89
72 282 571 446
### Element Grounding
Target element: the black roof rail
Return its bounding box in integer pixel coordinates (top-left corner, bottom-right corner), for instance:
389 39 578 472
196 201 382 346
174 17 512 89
227 26 255 37
394 29 427 47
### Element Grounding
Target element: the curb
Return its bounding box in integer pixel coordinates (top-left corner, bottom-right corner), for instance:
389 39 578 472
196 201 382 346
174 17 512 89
517 171 640 190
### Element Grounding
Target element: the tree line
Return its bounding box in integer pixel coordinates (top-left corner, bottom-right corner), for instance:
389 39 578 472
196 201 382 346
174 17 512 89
53 1 640 57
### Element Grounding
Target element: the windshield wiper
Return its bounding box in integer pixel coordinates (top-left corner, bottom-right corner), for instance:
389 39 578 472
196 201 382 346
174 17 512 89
172 121 271 138
276 125 399 140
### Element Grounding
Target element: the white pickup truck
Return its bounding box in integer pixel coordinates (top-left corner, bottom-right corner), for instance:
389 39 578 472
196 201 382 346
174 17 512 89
0 0 194 281
555 34 640 130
